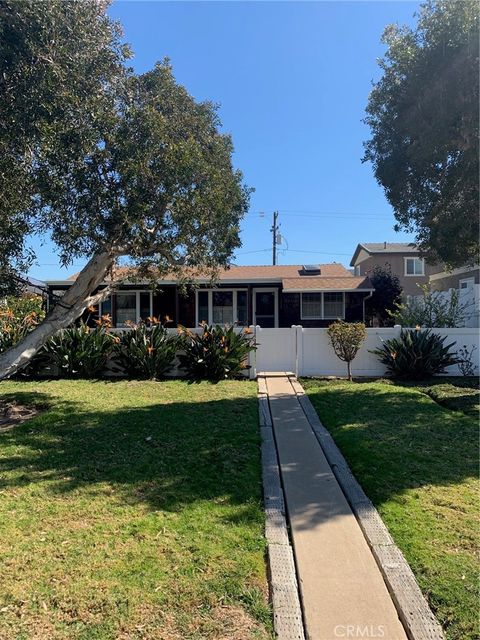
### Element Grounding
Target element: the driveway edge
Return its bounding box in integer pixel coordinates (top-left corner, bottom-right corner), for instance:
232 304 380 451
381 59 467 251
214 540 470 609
258 376 305 640
291 375 445 640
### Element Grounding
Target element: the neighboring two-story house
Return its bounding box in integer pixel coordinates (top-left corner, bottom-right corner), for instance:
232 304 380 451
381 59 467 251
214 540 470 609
350 242 479 326
349 242 435 297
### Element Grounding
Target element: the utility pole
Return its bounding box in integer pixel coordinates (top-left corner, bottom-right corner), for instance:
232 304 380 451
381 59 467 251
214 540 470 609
271 211 279 265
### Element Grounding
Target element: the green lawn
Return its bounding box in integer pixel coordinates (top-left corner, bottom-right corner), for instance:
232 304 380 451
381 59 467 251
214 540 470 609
302 377 479 640
0 380 271 640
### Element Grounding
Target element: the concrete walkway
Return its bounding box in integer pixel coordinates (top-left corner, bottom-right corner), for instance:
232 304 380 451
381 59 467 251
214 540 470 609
264 373 407 640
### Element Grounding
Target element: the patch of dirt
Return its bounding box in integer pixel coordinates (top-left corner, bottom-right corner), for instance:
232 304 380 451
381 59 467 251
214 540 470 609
0 400 40 431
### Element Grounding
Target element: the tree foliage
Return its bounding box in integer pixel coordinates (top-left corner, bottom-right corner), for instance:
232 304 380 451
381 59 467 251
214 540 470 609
364 1 479 267
366 264 403 326
0 0 130 287
0 2 250 378
327 321 367 381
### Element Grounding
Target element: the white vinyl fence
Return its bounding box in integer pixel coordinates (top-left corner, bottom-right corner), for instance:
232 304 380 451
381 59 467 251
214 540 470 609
251 325 479 378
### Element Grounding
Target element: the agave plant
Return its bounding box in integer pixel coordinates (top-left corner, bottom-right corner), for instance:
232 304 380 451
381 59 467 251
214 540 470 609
370 328 460 379
43 321 117 378
177 324 255 382
114 322 178 379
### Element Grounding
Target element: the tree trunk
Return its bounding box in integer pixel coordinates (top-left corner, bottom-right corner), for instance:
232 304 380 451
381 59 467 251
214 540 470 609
0 250 117 380
347 360 352 381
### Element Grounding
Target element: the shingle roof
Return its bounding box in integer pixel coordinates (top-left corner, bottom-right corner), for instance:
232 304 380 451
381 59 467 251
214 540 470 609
282 276 373 292
361 242 418 253
350 242 419 266
67 263 352 282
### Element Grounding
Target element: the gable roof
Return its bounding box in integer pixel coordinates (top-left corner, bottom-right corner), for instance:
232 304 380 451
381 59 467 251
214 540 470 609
60 263 352 285
350 242 419 266
282 276 373 292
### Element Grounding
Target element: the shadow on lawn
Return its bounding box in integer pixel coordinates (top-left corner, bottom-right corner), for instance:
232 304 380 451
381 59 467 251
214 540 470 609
0 389 262 519
304 382 478 507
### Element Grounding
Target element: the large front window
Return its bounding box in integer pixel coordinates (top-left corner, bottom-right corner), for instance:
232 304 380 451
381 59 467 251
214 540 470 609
196 289 248 326
100 291 153 327
301 292 345 319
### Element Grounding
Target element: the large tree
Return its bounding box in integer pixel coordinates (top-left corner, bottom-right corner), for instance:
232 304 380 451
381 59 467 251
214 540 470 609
0 6 250 379
364 0 479 267
0 0 130 293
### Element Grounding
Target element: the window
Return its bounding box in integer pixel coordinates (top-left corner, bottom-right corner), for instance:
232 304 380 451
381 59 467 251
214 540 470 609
405 257 425 276
323 292 344 318
116 293 137 326
196 289 248 326
101 291 152 327
301 293 322 319
197 291 209 324
301 292 345 319
212 291 234 324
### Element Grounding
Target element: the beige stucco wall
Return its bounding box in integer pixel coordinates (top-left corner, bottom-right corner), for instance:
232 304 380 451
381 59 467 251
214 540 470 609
430 267 480 291
355 253 436 296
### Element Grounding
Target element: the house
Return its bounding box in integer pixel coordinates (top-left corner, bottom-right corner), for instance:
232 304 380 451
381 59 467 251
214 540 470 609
350 242 480 326
45 263 374 329
429 264 480 327
349 242 437 297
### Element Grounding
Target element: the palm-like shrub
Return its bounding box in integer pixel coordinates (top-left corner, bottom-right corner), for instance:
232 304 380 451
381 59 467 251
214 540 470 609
178 324 255 381
114 323 178 379
0 295 44 353
43 321 116 378
371 328 459 379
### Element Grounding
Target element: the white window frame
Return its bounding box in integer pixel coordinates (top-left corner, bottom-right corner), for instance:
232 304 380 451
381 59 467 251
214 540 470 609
100 290 153 326
459 277 475 290
404 257 425 276
300 292 345 320
195 289 248 326
252 287 279 327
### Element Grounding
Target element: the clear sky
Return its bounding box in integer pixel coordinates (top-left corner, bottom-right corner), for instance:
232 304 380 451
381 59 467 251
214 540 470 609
30 0 421 282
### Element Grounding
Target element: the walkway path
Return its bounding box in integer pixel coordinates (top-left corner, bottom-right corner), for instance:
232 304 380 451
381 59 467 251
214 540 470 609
262 373 407 640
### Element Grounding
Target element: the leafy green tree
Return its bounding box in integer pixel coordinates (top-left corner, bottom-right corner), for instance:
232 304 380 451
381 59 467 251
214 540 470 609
0 6 250 379
327 321 367 381
0 0 130 293
364 1 479 267
366 264 403 326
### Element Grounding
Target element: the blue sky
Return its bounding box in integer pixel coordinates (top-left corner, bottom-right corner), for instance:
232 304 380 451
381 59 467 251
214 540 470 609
30 0 421 281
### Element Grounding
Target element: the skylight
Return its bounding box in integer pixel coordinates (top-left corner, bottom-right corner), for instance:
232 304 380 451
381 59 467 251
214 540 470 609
302 264 321 274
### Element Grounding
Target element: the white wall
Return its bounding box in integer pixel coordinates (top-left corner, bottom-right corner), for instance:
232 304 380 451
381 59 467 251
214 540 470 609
251 325 479 378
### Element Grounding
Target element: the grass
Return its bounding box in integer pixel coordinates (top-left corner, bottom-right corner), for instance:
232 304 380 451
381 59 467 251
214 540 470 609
0 379 272 640
301 376 479 640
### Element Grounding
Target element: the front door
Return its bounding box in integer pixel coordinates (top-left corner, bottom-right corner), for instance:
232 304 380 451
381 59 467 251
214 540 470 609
253 289 278 327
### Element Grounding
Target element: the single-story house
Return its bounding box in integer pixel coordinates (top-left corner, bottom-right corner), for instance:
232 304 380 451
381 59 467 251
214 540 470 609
45 263 374 329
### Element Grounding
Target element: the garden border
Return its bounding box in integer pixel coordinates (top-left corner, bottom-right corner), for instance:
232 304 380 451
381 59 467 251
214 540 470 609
291 374 445 640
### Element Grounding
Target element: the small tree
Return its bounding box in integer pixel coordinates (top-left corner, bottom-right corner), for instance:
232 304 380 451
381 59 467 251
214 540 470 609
327 321 367 381
366 264 403 326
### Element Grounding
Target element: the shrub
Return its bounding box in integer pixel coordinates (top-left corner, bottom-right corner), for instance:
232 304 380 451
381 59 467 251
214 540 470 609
370 328 460 379
114 322 178 379
391 284 469 327
43 320 116 378
327 321 367 381
178 324 255 381
457 345 478 377
0 295 44 353
366 264 403 326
